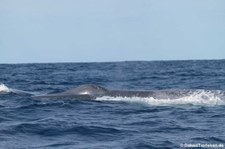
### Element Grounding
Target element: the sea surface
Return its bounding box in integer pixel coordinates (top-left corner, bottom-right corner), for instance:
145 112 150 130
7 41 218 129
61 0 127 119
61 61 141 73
0 60 225 149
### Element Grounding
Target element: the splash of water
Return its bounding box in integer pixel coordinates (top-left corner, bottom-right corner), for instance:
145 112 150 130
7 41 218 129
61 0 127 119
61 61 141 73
0 83 40 95
95 90 225 106
0 83 11 93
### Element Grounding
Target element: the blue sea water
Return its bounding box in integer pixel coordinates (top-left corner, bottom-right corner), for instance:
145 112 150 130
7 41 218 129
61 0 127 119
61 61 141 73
0 60 225 149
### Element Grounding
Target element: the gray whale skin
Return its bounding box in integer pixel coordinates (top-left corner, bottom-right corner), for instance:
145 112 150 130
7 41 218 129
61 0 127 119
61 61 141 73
34 84 189 99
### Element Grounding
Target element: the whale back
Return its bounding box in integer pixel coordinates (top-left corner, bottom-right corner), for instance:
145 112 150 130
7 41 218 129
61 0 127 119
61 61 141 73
63 84 108 95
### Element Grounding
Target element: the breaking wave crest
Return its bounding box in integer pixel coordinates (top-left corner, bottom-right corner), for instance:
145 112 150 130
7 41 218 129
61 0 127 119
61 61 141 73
95 90 225 106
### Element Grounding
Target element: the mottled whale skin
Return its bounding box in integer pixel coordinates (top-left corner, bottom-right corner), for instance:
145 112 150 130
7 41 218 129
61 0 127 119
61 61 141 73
34 84 191 99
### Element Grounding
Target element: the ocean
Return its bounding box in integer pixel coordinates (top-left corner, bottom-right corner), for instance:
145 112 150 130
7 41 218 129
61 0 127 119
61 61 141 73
0 60 225 149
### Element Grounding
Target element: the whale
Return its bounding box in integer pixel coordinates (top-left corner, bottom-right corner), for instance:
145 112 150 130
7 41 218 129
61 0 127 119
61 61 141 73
34 84 192 99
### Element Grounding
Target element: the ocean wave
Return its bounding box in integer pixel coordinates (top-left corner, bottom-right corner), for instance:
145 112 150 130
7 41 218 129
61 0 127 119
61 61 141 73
94 90 225 106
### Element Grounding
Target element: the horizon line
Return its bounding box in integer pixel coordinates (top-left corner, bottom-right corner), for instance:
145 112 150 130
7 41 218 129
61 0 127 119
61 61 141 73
0 58 225 65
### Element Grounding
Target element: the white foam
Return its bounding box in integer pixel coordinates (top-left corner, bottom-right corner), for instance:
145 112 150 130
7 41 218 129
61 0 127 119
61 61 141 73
94 90 225 106
0 83 11 93
0 83 39 95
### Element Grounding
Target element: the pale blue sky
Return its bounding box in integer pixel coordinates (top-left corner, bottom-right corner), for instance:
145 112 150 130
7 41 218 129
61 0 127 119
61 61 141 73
1 0 225 63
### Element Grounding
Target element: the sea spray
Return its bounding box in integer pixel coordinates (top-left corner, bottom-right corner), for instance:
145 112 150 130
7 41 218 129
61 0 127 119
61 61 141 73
95 90 225 106
0 83 11 93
